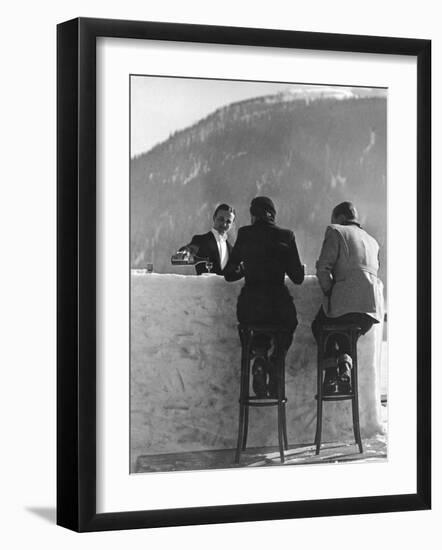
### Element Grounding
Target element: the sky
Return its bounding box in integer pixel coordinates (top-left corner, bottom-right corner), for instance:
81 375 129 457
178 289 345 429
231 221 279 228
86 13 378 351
130 76 386 157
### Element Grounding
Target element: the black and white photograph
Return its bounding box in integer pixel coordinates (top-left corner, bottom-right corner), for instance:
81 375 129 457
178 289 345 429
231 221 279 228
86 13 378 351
0 0 437 543
129 76 388 474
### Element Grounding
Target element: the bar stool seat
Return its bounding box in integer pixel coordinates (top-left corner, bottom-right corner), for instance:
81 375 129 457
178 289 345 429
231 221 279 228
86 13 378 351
235 323 291 464
314 323 363 455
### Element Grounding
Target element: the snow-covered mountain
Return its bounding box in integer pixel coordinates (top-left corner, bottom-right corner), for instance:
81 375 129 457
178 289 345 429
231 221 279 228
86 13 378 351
131 92 387 286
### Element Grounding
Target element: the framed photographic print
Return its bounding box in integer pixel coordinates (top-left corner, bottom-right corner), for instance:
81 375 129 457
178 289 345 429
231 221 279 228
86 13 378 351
57 17 431 532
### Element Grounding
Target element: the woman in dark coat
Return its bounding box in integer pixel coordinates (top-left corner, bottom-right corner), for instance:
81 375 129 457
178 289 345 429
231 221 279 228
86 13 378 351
224 197 304 397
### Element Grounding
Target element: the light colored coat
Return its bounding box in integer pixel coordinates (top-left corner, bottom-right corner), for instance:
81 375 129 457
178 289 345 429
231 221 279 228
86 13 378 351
316 223 383 321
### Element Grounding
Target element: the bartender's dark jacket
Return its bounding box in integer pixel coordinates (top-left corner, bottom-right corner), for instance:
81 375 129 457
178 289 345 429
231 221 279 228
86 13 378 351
224 219 304 333
185 232 233 275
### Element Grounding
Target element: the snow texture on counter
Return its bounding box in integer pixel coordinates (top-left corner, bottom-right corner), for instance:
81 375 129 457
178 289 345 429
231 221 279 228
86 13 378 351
131 273 384 469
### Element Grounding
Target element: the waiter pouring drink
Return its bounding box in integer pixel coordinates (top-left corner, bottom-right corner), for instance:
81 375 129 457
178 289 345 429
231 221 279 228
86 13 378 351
173 204 236 275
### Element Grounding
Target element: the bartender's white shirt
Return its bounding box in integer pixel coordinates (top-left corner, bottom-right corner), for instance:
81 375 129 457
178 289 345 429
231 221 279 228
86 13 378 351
211 228 229 270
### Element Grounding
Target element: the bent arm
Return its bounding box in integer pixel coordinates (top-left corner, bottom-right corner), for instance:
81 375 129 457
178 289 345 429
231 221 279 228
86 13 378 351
316 226 339 295
223 232 245 282
286 232 304 284
178 235 201 256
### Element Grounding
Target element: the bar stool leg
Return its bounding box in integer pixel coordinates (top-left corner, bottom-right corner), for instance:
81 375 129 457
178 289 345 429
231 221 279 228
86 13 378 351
242 332 252 451
280 346 288 450
315 344 323 455
242 406 249 451
277 404 285 463
352 355 363 453
281 404 288 450
235 403 245 463
235 330 249 464
315 400 323 455
275 338 286 461
350 332 363 453
352 397 363 453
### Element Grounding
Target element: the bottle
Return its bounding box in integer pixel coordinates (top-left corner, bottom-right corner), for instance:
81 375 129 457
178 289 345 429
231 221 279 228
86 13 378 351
171 249 195 266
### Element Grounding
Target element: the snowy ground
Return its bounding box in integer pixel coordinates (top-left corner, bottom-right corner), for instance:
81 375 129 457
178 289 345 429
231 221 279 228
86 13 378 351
134 352 388 473
135 402 387 473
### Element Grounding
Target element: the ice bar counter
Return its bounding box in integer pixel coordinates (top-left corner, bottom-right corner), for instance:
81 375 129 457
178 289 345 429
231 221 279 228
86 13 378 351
131 273 384 467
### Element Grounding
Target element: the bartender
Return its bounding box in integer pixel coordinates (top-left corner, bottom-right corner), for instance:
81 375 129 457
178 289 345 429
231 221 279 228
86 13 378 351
179 204 236 275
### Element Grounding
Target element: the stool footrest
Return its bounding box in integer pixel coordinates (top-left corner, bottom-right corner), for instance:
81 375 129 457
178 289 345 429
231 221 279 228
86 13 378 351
315 394 354 401
240 397 287 407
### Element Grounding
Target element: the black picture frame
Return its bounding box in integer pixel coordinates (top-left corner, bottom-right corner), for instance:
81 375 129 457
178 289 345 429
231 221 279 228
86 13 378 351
57 17 431 532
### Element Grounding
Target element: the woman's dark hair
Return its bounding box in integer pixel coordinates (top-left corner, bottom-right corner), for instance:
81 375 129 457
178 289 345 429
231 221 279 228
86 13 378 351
250 196 276 222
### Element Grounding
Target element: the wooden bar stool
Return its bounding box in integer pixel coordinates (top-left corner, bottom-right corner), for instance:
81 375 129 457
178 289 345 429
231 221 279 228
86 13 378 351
235 324 291 464
314 323 363 455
